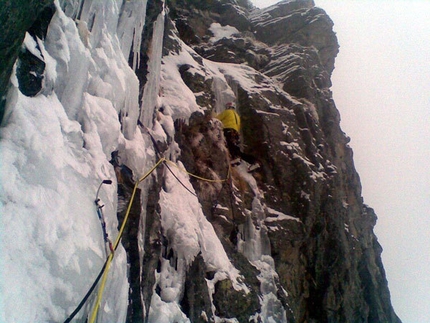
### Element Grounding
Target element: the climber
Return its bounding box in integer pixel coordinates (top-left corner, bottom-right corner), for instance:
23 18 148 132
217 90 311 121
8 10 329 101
216 102 260 172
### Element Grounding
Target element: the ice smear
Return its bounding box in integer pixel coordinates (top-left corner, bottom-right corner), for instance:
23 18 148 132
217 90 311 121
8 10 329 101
230 164 288 322
159 162 245 282
254 257 288 323
150 161 250 320
23 32 44 61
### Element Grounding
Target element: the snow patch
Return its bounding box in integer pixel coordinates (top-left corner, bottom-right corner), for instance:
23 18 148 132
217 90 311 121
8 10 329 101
209 22 240 43
265 207 301 223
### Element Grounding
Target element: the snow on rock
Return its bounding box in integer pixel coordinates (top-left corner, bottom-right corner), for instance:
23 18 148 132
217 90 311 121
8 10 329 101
209 22 240 43
265 207 301 223
160 45 203 120
148 293 190 323
150 162 250 320
159 162 246 282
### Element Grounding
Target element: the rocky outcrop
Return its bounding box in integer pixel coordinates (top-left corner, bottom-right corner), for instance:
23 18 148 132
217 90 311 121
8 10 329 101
0 0 55 124
155 0 401 322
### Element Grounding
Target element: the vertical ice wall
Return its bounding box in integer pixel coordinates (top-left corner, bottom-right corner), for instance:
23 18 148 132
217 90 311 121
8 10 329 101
0 0 149 321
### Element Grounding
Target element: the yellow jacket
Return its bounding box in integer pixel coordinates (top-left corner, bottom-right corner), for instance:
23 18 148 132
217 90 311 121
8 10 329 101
216 109 241 132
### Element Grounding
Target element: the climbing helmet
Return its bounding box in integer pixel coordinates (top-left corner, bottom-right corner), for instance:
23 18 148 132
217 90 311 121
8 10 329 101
225 102 236 109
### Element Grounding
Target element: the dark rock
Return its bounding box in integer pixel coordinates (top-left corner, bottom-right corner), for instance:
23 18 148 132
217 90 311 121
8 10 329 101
27 3 56 40
251 4 339 74
180 254 214 322
212 240 261 322
214 2 252 32
262 44 331 100
16 46 46 97
112 145 165 323
0 0 54 124
140 169 164 323
213 279 258 322
15 3 55 97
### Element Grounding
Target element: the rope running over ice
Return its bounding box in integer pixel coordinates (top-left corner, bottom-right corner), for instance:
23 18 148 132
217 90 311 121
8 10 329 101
64 157 230 323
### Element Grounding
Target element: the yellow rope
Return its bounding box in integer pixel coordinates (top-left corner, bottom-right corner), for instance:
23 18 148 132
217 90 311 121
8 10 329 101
88 253 113 323
89 157 165 323
115 157 166 250
164 159 229 183
88 157 230 322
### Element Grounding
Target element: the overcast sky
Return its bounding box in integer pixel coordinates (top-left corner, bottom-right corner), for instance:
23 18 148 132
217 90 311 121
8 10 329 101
251 1 430 322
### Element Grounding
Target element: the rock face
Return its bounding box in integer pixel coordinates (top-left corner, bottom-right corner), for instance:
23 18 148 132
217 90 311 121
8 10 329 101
0 0 401 322
156 1 401 322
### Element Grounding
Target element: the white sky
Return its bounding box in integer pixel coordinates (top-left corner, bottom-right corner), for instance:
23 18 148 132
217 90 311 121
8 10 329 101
251 1 430 322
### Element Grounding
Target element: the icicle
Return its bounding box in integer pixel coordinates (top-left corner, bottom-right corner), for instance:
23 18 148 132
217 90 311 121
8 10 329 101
117 0 148 68
139 8 165 127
